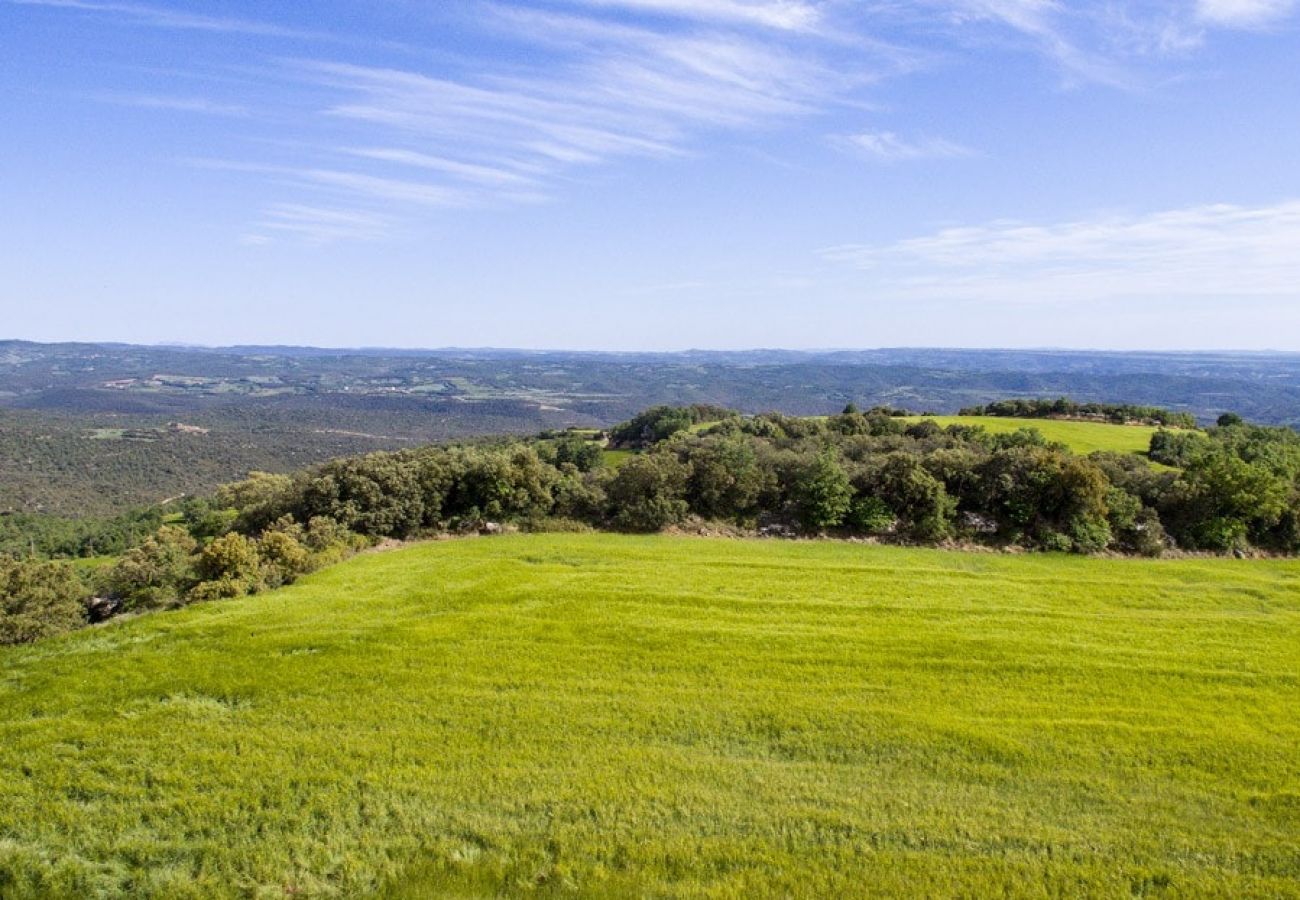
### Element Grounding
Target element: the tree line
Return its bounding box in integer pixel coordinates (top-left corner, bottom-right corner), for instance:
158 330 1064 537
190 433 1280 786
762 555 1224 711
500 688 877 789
4 402 1299 646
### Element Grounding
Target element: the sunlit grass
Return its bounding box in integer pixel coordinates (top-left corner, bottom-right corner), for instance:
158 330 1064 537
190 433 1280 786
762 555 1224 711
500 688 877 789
906 415 1161 456
2 535 1297 897
600 448 635 468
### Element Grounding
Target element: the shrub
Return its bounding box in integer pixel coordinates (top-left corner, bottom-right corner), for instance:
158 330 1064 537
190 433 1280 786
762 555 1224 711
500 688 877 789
0 557 89 645
194 533 263 598
605 452 691 531
976 448 1111 551
107 526 199 611
795 449 853 530
258 527 311 588
609 405 734 449
846 496 895 533
1161 453 1289 551
870 454 957 541
680 437 769 522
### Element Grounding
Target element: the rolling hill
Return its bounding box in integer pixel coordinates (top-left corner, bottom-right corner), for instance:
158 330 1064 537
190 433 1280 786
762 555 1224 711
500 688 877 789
2 535 1297 897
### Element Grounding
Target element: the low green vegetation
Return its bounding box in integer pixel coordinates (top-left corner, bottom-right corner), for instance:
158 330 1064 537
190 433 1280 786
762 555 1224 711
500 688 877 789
599 448 634 469
608 404 735 449
958 398 1198 428
7 401 1300 648
1 535 1297 897
904 415 1159 456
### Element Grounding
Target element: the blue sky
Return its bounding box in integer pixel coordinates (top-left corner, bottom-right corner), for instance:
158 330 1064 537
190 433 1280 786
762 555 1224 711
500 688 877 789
2 0 1298 350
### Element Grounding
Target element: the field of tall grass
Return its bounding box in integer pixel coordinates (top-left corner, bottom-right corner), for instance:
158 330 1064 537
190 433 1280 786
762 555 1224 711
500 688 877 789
905 415 1160 456
2 535 1297 897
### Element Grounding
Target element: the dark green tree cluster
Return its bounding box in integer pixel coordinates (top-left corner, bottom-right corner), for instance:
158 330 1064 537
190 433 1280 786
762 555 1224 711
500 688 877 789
7 403 1300 646
103 517 367 613
1145 418 1300 551
178 406 1300 557
0 507 165 559
607 405 737 449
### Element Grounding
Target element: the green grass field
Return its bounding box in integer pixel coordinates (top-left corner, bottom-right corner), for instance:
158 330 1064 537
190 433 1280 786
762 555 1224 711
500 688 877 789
2 535 1298 898
905 415 1161 456
599 448 635 469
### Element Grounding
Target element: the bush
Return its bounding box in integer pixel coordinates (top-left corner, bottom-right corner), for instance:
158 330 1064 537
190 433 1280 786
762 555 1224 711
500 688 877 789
795 449 853 530
107 526 198 611
194 533 263 598
846 496 894 533
605 452 691 531
258 526 311 588
609 405 735 449
0 557 89 645
977 448 1111 551
869 454 956 541
681 437 769 522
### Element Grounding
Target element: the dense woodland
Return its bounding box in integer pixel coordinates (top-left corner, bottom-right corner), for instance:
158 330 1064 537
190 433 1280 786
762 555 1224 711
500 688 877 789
6 342 1300 519
4 400 1300 646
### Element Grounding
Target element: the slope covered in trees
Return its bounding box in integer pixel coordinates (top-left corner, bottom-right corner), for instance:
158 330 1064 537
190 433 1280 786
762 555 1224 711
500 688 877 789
3 403 1300 645
6 342 1300 519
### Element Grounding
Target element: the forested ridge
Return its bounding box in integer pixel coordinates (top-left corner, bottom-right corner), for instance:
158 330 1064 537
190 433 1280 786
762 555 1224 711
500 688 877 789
4 401 1300 646
7 342 1300 519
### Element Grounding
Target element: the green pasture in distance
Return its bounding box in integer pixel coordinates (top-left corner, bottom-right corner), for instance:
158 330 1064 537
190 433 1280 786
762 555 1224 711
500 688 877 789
600 448 635 468
1 534 1297 898
905 415 1162 456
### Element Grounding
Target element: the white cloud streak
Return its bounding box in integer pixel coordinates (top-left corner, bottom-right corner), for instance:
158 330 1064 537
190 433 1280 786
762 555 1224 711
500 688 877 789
820 200 1300 304
343 148 538 187
1197 0 1298 26
85 92 250 117
838 130 972 161
252 3 883 238
300 170 471 208
8 0 322 38
553 0 823 31
250 204 394 244
18 0 1296 245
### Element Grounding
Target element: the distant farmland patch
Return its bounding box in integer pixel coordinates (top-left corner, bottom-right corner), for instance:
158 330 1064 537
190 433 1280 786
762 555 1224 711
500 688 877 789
907 415 1160 456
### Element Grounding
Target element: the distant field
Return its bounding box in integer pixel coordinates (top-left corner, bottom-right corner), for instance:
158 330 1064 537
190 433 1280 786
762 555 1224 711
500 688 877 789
601 447 635 468
2 535 1297 897
67 555 118 572
907 415 1161 455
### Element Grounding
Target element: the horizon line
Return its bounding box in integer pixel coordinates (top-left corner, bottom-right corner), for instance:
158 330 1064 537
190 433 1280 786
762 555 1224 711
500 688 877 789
4 338 1300 357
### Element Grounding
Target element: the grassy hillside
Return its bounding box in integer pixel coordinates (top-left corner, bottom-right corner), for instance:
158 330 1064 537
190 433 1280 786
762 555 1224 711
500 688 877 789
2 535 1298 897
906 415 1160 456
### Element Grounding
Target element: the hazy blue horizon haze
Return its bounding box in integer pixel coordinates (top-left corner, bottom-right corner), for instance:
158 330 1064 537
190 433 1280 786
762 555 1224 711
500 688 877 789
2 0 1298 350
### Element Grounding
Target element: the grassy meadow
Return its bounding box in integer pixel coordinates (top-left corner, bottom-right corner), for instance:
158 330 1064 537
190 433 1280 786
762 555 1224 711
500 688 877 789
905 415 1160 456
1 535 1298 897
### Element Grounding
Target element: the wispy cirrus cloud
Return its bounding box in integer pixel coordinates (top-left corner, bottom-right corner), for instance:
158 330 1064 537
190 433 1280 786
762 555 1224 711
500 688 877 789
18 0 1296 245
299 169 472 209
247 204 394 245
836 130 972 161
553 0 823 31
820 200 1300 303
85 92 250 117
906 0 1296 86
1196 0 1298 26
7 0 322 38
342 148 539 188
226 5 888 241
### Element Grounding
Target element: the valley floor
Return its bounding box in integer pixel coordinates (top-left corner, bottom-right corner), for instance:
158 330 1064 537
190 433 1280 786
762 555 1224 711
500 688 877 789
1 535 1298 897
